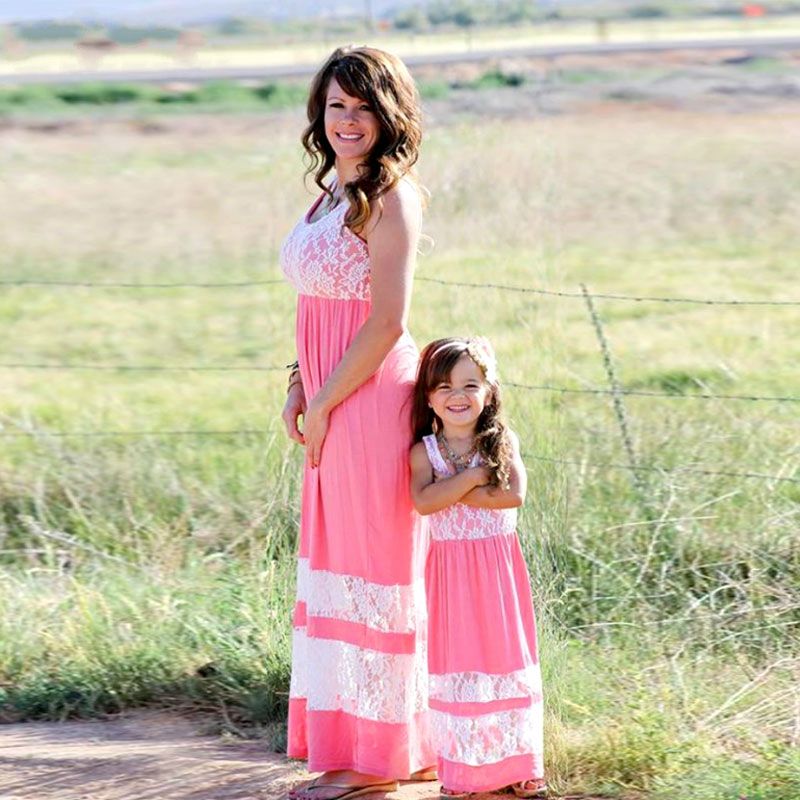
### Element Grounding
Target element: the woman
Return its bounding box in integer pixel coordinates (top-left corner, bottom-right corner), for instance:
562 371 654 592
279 46 435 799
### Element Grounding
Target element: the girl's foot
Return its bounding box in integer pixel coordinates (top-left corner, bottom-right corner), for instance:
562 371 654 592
440 780 546 799
506 779 547 798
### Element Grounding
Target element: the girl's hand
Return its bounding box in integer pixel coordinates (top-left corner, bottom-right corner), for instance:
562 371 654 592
469 466 491 487
303 399 330 468
281 383 307 446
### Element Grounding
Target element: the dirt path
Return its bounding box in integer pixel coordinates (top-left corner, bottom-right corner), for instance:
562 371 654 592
0 710 441 800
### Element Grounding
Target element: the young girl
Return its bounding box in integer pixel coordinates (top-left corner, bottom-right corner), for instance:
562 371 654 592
410 337 546 799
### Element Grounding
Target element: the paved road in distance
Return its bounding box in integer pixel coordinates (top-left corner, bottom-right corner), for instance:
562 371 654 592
1 34 798 86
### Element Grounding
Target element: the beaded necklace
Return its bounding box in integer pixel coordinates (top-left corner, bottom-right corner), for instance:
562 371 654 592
437 432 477 473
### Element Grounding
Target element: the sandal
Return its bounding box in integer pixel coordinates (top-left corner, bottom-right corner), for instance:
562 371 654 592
408 767 438 782
505 780 548 798
292 779 399 800
288 777 319 798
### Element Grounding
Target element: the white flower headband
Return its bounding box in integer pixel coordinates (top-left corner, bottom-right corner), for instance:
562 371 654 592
464 337 498 384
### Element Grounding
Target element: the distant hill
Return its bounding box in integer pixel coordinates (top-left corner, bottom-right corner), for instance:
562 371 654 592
1 0 608 26
3 0 778 27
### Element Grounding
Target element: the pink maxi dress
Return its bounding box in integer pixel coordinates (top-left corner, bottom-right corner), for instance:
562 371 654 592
279 186 434 778
422 435 545 792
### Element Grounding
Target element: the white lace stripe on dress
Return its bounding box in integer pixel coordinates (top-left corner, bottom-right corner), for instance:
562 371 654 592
430 704 544 767
289 626 428 723
429 666 542 705
289 622 308 700
295 558 426 634
428 502 517 541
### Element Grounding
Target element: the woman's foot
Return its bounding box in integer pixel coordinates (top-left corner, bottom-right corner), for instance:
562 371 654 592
290 770 398 800
408 766 437 782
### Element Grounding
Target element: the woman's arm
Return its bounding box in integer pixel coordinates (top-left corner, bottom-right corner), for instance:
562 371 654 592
410 442 490 515
304 180 422 468
461 430 527 509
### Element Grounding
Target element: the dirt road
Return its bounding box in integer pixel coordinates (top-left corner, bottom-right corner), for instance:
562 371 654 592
0 710 441 800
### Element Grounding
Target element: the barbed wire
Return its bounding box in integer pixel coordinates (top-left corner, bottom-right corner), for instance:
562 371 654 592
505 381 800 404
4 364 798 404
2 426 797 483
0 428 266 438
416 277 800 306
0 279 284 288
0 363 284 372
520 452 799 484
4 275 800 306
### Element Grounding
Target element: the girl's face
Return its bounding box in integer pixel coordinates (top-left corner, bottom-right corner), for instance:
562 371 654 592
428 355 490 433
324 77 380 167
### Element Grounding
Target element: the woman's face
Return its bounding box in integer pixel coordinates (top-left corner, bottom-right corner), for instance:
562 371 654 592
324 76 380 167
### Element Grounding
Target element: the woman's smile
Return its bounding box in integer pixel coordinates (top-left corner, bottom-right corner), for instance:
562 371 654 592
324 76 379 168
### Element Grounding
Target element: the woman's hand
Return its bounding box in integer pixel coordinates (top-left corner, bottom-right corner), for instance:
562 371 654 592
303 398 330 468
281 383 307 446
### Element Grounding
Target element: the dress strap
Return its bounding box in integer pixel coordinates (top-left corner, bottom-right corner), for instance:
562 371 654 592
422 434 452 476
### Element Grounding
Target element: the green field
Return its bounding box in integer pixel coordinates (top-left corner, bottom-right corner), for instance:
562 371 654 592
1 101 799 798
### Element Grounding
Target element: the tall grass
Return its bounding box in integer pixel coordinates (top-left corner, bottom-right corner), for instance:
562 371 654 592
1 106 798 797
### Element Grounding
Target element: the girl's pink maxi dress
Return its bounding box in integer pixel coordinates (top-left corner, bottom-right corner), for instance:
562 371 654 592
280 187 434 778
422 435 544 792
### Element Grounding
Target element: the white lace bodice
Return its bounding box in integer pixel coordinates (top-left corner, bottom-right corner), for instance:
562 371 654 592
280 190 371 301
422 434 517 542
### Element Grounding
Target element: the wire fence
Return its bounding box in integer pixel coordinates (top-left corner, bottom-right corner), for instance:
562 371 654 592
3 272 799 486
4 274 800 306
0 278 286 288
1 363 285 372
505 381 800 405
1 428 797 484
3 363 799 404
416 276 800 306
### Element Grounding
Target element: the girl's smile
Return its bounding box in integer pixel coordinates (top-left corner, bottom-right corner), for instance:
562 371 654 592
429 355 489 432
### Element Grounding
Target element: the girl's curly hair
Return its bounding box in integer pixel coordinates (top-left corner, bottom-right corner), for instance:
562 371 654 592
411 337 513 489
301 45 426 235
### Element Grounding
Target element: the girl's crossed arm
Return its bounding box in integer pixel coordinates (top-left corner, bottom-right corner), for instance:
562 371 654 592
410 442 489 515
461 430 526 510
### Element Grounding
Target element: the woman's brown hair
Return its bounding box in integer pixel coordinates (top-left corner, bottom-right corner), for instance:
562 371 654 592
302 45 425 235
411 338 514 489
